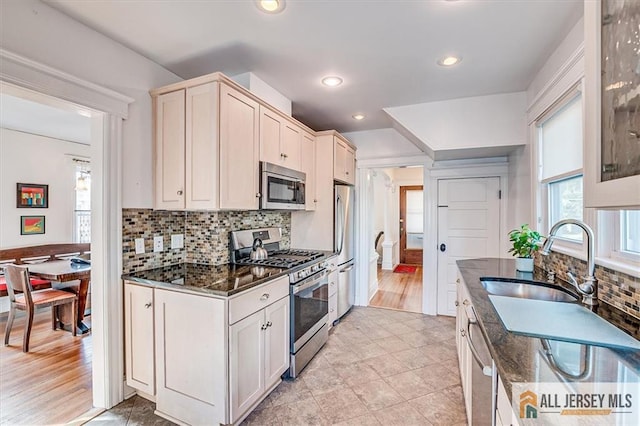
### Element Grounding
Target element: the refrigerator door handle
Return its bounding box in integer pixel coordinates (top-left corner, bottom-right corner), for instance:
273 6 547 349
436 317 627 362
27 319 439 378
339 265 354 273
336 195 344 254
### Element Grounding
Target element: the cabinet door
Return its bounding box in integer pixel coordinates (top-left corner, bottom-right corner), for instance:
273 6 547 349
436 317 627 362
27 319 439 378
301 131 316 211
328 293 338 328
124 283 155 395
154 289 226 426
259 106 282 166
264 296 290 389
219 83 260 210
345 147 356 185
229 309 265 422
186 82 219 210
334 138 347 183
155 90 185 209
282 121 302 170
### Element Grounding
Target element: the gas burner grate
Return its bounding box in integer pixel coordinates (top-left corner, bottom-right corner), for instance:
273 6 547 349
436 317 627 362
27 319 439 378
235 258 307 269
272 250 323 259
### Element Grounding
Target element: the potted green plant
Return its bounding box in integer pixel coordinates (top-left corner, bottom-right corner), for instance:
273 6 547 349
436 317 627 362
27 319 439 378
508 224 543 272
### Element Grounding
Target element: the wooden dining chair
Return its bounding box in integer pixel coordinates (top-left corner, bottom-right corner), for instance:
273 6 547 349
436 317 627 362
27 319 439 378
3 264 77 352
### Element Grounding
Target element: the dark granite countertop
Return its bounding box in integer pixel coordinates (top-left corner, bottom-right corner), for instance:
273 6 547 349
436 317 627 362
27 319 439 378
457 258 640 401
122 251 337 298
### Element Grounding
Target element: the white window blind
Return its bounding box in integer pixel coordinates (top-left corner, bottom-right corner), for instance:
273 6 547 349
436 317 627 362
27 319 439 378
540 94 583 181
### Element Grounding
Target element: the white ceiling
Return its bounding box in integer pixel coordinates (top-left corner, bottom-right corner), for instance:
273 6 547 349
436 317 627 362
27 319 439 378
45 0 583 133
0 93 91 144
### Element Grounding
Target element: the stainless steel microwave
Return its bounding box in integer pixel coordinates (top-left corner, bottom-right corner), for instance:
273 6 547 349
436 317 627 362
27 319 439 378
260 162 306 210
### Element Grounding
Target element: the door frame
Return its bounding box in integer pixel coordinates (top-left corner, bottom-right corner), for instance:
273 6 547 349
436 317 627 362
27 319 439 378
399 185 424 265
1 48 133 409
356 156 509 316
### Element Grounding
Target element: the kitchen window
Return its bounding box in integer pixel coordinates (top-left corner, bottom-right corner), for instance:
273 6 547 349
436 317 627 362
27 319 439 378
614 210 640 262
537 89 584 246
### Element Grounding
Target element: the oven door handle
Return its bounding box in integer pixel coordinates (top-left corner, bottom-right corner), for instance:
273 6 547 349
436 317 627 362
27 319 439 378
292 270 329 295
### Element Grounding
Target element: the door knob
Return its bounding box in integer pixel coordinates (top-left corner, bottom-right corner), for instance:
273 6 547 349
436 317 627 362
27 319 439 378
440 243 446 252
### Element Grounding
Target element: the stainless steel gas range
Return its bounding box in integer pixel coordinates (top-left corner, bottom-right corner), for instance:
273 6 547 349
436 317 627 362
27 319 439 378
230 227 329 378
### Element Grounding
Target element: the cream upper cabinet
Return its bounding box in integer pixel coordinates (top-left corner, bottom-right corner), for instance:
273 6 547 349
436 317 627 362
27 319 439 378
300 131 316 210
584 1 640 208
259 105 302 171
219 83 260 210
154 90 185 210
186 83 219 210
333 137 356 185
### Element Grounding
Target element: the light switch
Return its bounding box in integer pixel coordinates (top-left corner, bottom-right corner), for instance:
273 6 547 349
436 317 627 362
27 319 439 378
171 234 184 249
134 238 145 254
153 236 164 252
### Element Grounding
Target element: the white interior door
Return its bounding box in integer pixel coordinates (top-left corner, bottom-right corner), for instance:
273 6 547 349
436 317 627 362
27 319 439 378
437 177 501 316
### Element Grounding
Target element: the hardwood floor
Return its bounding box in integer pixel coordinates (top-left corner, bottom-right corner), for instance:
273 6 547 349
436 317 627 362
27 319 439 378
369 265 423 313
0 308 93 425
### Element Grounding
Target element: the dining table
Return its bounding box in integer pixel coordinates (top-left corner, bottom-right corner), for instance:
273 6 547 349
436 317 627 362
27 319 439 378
26 259 91 334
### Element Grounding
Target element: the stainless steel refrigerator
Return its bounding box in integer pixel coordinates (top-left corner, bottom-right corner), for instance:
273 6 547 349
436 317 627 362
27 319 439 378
335 184 355 319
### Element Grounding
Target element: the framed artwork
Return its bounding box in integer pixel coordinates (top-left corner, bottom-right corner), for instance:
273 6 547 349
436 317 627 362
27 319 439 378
20 216 45 235
17 183 48 208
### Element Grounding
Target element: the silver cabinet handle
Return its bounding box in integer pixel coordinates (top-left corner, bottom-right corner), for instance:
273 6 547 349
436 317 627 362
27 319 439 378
260 293 270 301
177 190 183 196
145 302 152 309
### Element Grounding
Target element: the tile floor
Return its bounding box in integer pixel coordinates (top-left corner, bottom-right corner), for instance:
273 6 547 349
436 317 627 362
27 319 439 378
89 306 466 426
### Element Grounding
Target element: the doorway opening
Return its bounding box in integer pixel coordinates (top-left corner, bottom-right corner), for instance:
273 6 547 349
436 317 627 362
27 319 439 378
0 84 98 424
367 167 424 313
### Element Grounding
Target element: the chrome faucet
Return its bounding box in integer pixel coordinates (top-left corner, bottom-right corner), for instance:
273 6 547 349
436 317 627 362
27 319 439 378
540 219 598 306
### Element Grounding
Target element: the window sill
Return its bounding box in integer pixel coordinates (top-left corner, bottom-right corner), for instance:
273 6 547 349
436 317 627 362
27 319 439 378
546 245 640 279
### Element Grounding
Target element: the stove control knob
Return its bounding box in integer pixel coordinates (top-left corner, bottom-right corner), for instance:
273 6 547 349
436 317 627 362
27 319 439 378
297 271 305 279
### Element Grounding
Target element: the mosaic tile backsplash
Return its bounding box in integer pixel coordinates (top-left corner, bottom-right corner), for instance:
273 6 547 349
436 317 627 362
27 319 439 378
122 209 291 274
535 251 640 320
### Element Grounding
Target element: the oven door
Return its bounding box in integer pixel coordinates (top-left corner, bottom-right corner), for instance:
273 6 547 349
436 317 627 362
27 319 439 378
290 270 329 352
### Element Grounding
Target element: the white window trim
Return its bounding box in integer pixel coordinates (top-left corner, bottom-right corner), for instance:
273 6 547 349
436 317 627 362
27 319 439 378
534 84 586 253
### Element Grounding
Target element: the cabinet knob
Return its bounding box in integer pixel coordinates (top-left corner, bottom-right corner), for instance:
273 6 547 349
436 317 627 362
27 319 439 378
145 302 152 309
256 193 261 198
330 308 334 312
266 321 272 327
261 324 268 330
260 293 270 301
456 278 460 284
454 300 459 307
314 199 318 203
460 329 466 337
177 190 183 196
345 171 349 175
463 299 470 306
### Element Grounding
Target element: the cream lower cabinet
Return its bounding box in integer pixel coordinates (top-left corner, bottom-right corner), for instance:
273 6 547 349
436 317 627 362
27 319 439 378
124 276 290 426
327 268 338 328
229 296 289 422
154 288 227 426
455 272 473 423
124 283 155 396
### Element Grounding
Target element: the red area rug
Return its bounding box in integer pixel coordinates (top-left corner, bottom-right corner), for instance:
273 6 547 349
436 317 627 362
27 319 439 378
393 264 417 274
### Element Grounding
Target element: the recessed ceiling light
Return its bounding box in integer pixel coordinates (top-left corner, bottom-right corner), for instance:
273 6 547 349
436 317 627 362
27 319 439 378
321 76 343 87
438 56 462 66
352 114 365 120
256 0 285 13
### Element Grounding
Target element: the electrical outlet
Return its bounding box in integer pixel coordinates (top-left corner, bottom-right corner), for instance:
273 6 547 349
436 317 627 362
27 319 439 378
171 234 184 249
153 236 163 252
134 238 145 254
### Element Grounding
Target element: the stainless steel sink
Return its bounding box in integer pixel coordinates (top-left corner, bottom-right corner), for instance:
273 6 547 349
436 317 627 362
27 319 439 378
480 280 578 302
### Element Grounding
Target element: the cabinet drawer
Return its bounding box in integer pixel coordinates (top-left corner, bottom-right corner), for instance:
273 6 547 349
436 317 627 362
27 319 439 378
229 275 289 324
